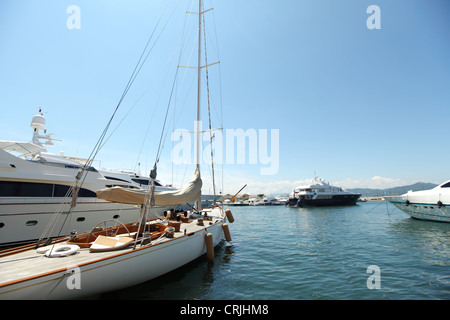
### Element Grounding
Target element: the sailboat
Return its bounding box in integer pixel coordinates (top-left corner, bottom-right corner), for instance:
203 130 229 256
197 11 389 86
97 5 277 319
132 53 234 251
0 0 233 299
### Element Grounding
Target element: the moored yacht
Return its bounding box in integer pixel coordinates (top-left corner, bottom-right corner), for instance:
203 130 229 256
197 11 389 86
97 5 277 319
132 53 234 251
0 0 232 299
286 176 360 207
0 110 174 247
384 181 450 222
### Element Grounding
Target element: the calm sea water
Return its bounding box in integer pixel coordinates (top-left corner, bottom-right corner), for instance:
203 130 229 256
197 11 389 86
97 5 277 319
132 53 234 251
101 202 450 300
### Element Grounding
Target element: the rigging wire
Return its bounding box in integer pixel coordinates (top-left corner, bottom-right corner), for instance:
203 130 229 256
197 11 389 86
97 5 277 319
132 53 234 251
97 0 182 155
203 9 217 203
37 1 182 244
154 0 197 168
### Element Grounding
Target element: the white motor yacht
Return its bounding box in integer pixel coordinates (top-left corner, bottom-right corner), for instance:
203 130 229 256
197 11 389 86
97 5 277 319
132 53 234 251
286 176 360 207
384 181 450 222
0 110 173 247
0 0 232 299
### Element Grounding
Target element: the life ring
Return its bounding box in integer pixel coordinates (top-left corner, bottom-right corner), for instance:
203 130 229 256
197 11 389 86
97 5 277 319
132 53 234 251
45 245 80 258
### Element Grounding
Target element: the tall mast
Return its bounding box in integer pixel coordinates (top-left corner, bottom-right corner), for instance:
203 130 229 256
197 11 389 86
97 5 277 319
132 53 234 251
195 0 203 211
196 0 202 170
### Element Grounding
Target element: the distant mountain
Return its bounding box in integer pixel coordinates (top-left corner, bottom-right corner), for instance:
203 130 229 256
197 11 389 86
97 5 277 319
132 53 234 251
348 182 438 197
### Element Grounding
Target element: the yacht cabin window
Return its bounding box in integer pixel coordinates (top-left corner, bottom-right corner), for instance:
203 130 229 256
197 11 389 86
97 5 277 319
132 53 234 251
0 181 96 197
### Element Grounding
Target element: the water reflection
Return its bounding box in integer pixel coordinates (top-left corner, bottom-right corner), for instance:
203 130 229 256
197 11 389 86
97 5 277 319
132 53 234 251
390 217 450 266
100 241 234 300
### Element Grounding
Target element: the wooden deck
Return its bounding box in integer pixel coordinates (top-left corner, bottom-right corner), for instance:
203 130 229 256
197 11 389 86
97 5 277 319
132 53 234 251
0 214 220 286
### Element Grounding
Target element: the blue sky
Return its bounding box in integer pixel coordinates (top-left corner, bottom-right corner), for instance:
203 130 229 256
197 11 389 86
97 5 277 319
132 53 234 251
1 0 449 195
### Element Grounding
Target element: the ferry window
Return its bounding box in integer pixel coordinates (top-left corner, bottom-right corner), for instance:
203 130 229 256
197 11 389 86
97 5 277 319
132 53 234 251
440 182 450 188
0 223 4 228
26 220 38 226
76 217 86 222
113 215 120 219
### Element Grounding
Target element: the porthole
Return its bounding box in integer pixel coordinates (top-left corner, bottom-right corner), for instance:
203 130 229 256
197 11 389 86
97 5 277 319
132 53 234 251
0 223 4 228
25 220 38 226
113 215 120 219
76 217 86 222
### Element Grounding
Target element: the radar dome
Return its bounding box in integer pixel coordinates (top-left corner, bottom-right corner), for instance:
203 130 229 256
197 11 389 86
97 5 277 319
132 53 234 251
31 113 45 131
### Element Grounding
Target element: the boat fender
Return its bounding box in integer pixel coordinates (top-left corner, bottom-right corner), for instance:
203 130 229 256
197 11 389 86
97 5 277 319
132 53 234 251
225 209 235 223
405 200 410 206
205 233 214 261
45 245 80 258
437 201 443 208
222 223 232 242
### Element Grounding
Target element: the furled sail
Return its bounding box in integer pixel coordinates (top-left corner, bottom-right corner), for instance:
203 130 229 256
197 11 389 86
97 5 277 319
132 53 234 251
97 168 202 206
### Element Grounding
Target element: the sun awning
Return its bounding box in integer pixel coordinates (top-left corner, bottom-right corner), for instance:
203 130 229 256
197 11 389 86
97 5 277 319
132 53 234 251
0 140 46 157
97 168 202 206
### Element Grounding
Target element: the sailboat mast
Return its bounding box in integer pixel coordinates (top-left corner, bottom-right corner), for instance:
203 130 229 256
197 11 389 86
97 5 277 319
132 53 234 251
195 0 203 211
196 0 202 170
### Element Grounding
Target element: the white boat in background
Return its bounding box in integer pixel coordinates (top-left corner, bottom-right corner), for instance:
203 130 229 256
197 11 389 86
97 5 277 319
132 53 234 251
384 181 450 222
286 176 360 207
0 0 232 299
248 196 271 206
223 199 249 206
271 196 288 205
0 110 174 247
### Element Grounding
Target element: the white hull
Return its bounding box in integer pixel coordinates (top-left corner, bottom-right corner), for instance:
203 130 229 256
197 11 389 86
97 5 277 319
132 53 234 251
0 146 175 246
385 181 450 223
0 209 226 299
385 194 450 222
